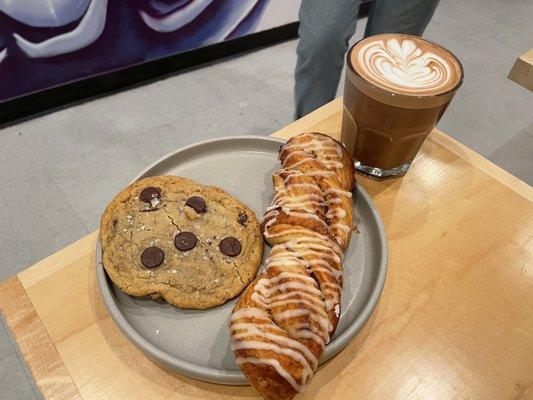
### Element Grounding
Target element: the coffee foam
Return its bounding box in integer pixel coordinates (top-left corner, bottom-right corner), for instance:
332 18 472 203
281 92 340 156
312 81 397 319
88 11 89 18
350 34 462 96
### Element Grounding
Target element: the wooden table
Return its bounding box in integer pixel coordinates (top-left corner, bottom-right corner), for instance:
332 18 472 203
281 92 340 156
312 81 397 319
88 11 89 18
1 98 532 400
508 49 533 91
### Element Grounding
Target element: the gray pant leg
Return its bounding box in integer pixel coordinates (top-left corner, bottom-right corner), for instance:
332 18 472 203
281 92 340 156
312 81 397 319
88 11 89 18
365 0 440 36
294 0 360 118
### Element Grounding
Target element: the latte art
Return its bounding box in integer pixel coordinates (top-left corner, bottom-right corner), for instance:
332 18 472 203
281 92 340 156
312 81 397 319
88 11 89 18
352 36 461 95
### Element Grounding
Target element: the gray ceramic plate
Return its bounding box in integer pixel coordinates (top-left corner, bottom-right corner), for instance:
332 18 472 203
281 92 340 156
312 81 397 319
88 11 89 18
96 135 387 385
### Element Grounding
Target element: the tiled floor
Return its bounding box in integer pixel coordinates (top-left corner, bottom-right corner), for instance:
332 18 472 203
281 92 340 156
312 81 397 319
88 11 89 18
0 317 41 400
1 0 532 282
0 0 532 396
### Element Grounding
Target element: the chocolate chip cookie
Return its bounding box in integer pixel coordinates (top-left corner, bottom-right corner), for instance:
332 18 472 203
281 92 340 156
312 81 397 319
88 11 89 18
99 175 263 309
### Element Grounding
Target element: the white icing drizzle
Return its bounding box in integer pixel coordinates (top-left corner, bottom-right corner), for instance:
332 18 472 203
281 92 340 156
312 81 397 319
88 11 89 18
256 279 323 299
329 223 352 233
264 231 343 281
290 328 326 348
275 308 310 320
281 170 336 182
276 183 322 192
326 208 347 219
324 188 353 198
281 135 345 171
231 307 270 322
232 341 313 378
235 357 303 392
252 290 325 310
231 323 319 369
231 133 356 394
264 229 343 256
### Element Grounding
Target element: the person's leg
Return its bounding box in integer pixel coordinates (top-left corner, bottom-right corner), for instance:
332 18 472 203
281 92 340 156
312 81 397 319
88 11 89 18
294 0 360 119
364 0 439 37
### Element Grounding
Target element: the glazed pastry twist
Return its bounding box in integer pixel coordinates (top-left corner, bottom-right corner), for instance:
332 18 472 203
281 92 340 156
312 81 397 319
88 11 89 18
230 133 356 400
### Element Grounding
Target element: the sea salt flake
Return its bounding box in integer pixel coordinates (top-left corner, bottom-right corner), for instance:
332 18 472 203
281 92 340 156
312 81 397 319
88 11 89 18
150 197 160 208
155 329 160 335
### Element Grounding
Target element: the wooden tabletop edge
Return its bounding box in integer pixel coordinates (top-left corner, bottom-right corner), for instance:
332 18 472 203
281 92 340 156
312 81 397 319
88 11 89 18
0 277 83 400
431 130 533 201
17 231 99 290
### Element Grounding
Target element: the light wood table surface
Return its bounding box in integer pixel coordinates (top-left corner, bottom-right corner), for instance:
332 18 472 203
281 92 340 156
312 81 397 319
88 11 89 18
1 98 532 400
508 48 533 91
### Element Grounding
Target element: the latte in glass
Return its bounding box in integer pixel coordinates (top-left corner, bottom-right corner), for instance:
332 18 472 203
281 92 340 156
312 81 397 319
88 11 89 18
342 34 463 178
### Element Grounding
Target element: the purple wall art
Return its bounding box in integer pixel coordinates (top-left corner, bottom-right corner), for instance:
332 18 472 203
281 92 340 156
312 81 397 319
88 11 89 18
0 0 283 103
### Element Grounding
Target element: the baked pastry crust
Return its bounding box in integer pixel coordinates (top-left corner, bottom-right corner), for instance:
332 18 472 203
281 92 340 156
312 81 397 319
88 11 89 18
231 133 356 399
100 175 263 309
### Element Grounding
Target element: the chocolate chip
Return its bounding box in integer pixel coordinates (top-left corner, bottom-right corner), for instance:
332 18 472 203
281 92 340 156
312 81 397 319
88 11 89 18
237 212 248 226
141 246 164 268
185 196 206 213
140 208 159 212
174 232 197 251
219 237 242 256
139 187 161 203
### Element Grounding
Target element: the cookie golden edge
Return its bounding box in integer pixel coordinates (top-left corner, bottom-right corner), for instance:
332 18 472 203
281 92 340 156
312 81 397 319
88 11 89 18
99 175 264 310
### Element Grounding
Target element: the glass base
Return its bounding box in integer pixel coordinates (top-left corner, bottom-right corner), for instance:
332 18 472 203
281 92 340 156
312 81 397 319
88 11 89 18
354 160 411 179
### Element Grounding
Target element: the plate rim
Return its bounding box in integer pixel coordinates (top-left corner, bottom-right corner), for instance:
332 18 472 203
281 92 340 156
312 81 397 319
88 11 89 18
96 135 388 385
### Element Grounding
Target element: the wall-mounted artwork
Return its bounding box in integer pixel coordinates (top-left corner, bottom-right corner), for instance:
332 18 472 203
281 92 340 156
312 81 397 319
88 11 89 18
0 0 301 103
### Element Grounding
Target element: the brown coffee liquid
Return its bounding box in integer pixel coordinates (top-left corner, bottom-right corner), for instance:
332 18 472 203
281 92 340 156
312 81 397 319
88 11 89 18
342 34 462 171
342 80 452 169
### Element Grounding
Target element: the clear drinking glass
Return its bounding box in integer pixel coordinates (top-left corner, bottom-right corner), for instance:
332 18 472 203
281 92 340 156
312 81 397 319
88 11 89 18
341 34 463 178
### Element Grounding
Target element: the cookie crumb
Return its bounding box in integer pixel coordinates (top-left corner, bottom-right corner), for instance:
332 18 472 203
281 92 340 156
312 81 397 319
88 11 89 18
184 207 198 220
